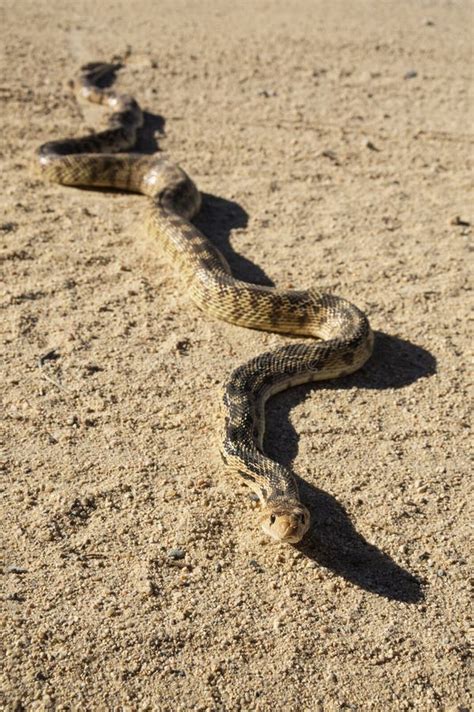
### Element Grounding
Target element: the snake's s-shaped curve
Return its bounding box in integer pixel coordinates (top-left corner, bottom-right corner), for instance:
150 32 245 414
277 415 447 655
36 63 373 544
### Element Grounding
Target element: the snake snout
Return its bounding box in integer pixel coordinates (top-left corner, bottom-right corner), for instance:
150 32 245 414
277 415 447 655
260 503 310 544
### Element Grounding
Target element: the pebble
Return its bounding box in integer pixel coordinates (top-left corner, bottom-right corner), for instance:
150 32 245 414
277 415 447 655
363 139 380 151
175 338 191 354
0 222 18 232
321 149 338 162
404 70 418 79
257 88 277 98
6 565 28 574
195 478 211 489
450 215 470 227
167 548 186 560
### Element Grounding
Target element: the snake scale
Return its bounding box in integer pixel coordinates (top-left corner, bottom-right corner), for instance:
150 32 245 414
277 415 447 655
36 63 373 544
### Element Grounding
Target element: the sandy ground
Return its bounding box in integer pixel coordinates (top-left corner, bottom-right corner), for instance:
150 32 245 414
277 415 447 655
1 0 473 709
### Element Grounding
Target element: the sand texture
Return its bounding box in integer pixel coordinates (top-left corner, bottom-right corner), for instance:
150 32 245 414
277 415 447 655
1 0 472 709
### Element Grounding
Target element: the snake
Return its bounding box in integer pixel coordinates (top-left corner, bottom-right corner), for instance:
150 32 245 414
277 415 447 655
35 63 373 544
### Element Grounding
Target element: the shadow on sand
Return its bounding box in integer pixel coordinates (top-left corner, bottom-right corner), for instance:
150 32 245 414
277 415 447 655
275 332 436 604
194 190 436 603
71 69 435 602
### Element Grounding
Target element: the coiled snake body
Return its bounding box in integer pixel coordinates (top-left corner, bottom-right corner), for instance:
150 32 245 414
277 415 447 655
36 64 373 544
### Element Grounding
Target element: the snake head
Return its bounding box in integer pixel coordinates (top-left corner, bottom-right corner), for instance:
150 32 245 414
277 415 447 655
259 502 310 544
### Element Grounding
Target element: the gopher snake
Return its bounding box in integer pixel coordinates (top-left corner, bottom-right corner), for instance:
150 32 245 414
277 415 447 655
36 64 373 544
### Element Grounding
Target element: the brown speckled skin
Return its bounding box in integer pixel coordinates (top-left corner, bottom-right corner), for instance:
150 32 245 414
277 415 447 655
36 63 373 544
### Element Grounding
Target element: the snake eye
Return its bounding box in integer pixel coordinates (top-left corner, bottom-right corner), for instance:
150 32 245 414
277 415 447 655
270 514 276 525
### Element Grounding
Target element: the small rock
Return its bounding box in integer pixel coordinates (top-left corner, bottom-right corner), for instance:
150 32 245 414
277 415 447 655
168 548 186 560
83 363 103 376
178 572 189 586
272 617 282 631
195 478 211 489
450 216 470 227
176 338 191 354
257 89 277 98
6 565 28 574
38 349 60 366
404 70 418 80
146 579 159 596
321 149 338 162
0 222 18 233
363 139 380 151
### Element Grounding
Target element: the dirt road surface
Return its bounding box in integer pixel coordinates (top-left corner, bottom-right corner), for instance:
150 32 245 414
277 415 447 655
1 0 472 709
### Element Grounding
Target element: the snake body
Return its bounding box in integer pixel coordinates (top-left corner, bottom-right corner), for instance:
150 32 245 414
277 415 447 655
36 64 373 544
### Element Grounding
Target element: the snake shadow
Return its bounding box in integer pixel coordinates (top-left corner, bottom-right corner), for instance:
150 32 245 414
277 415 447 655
194 194 273 287
76 68 431 602
82 61 166 154
265 332 436 603
193 192 435 602
189 190 435 602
